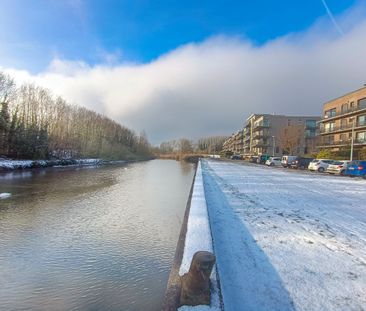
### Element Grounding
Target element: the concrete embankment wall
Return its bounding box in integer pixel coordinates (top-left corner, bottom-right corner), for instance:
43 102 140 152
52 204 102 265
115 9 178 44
162 160 222 311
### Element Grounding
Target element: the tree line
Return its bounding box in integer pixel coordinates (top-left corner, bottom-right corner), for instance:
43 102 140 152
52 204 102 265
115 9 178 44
157 136 227 155
0 71 151 160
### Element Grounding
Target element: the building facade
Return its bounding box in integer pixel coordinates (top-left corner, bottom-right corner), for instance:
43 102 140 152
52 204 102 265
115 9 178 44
222 130 244 155
243 114 320 157
318 87 366 156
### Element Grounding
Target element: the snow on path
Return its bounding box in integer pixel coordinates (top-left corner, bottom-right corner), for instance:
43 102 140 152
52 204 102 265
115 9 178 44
201 159 366 311
178 162 222 311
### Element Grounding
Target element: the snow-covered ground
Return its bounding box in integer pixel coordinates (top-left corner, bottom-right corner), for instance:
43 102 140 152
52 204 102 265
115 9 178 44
178 162 222 311
0 193 11 199
0 158 102 170
200 159 366 311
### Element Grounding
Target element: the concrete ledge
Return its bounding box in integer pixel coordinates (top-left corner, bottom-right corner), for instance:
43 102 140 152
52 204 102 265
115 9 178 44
162 163 198 311
162 161 222 311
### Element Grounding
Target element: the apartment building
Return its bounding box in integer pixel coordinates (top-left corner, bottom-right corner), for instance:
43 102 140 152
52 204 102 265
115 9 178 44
243 114 320 157
318 87 366 156
222 130 244 155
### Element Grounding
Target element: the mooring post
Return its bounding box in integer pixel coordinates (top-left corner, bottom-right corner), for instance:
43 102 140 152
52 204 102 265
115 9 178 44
180 251 216 306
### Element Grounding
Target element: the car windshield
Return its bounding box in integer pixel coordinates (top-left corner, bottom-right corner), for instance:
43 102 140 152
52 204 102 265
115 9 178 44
333 161 343 165
311 160 319 163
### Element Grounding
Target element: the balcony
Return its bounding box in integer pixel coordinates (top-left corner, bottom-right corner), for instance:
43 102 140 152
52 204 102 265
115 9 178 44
253 121 270 129
252 139 270 147
321 105 366 122
252 132 269 139
320 120 366 135
318 138 366 148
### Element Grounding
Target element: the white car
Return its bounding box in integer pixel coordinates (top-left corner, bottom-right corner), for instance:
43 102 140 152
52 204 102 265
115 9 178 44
308 159 334 172
265 157 282 166
326 160 350 175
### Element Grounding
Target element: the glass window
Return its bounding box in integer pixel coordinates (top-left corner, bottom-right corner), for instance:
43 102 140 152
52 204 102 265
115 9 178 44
324 122 335 132
357 115 366 126
359 98 366 109
324 108 336 118
305 129 315 137
305 120 316 128
341 103 348 113
341 118 347 128
356 131 366 142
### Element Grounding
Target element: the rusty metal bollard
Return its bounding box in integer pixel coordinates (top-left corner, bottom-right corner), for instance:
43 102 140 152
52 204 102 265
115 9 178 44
180 251 216 306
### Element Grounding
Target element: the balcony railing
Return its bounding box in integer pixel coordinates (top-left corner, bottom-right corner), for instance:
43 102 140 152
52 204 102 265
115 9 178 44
252 132 269 139
252 139 270 147
322 105 366 121
253 121 270 129
318 138 366 146
320 120 366 134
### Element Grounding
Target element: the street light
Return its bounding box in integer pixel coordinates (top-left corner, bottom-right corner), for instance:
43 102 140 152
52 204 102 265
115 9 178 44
350 117 356 161
272 136 276 157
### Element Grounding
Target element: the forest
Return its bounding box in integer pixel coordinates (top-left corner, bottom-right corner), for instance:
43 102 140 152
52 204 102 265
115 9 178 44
0 72 151 160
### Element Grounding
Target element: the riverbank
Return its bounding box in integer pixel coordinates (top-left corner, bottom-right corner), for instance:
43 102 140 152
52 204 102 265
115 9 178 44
0 158 103 171
0 157 155 171
163 161 222 311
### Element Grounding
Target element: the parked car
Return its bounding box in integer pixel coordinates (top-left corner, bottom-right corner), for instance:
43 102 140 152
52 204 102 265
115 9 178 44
249 156 258 163
257 154 270 164
230 154 242 160
345 160 366 179
326 160 350 175
290 157 314 170
308 159 334 172
281 155 297 168
265 157 282 166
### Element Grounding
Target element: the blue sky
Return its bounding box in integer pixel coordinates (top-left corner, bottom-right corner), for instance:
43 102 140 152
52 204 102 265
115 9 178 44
0 0 358 72
1 0 366 143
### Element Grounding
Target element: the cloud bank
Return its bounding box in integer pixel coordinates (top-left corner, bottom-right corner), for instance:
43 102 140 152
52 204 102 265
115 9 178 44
3 6 366 144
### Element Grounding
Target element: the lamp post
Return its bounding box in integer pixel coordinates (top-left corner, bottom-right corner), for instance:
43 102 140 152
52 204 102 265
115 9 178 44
272 136 276 157
350 117 356 161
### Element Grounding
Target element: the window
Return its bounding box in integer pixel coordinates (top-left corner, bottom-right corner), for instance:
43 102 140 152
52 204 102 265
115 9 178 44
324 108 336 118
305 129 315 137
356 132 366 143
357 115 366 126
340 133 348 142
324 122 335 132
324 135 334 145
359 98 366 110
305 120 317 128
341 118 348 128
341 103 348 113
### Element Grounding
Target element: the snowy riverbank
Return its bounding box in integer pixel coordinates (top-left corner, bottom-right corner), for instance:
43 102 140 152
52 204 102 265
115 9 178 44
198 159 366 311
0 158 119 171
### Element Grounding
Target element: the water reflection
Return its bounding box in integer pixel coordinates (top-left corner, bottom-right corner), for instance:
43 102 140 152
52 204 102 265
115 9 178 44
0 160 194 311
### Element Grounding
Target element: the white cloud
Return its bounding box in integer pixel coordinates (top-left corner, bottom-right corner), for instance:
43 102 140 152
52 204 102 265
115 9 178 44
2 5 366 144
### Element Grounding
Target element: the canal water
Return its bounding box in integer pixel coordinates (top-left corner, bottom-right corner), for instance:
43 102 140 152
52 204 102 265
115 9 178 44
0 160 195 311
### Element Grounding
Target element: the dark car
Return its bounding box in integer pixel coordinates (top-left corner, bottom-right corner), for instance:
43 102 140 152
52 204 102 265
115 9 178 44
345 160 366 179
230 154 242 160
256 154 270 164
290 157 314 170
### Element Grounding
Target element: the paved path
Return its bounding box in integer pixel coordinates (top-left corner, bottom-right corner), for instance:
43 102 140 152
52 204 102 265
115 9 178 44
201 159 366 311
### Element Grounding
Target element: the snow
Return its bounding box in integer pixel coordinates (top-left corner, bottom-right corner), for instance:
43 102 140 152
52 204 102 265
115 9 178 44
0 159 101 170
0 193 11 199
0 159 33 169
200 159 366 311
178 162 222 311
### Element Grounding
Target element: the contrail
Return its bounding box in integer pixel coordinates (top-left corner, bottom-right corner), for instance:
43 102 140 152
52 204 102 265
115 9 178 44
321 0 344 36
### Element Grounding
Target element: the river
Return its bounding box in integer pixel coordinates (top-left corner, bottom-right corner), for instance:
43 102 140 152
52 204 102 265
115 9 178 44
0 159 195 311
